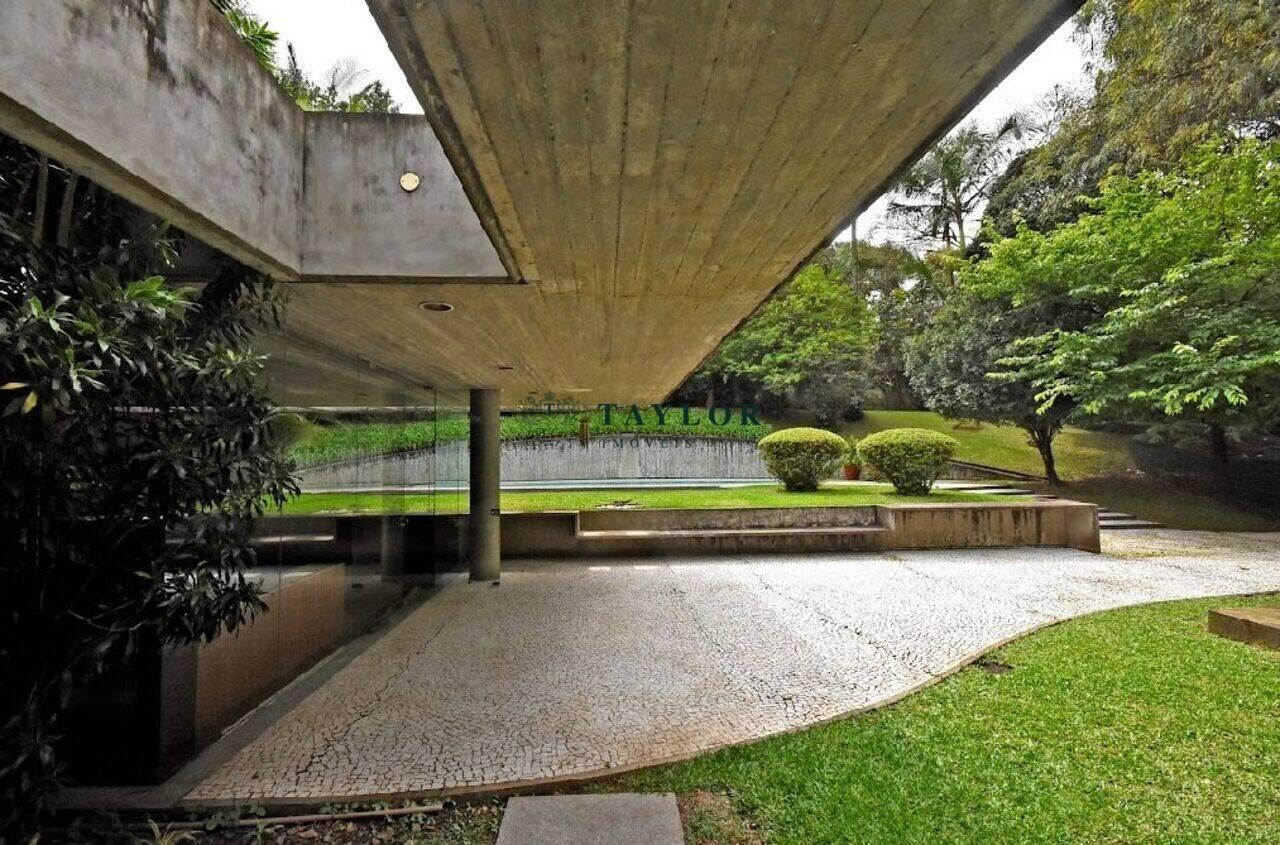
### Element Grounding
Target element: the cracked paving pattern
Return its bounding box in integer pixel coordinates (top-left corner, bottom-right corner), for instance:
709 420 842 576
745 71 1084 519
186 530 1280 801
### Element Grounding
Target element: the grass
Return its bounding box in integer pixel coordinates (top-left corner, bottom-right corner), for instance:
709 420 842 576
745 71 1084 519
1046 476 1280 532
835 409 1133 480
603 593 1280 844
288 407 771 467
277 483 1016 515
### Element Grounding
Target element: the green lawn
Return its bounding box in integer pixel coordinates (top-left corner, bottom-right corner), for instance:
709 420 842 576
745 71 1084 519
838 409 1133 480
278 483 1015 515
604 593 1280 844
1044 477 1280 532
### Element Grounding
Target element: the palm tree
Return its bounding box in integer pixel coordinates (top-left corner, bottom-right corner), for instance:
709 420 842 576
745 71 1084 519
888 116 1028 253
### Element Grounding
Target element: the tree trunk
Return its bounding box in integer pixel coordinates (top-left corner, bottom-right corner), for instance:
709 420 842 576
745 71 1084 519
56 172 80 250
1207 422 1233 493
7 161 35 225
31 155 50 246
1028 424 1061 486
850 219 863 291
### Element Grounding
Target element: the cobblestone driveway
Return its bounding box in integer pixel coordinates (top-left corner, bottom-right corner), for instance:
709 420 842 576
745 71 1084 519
187 531 1280 802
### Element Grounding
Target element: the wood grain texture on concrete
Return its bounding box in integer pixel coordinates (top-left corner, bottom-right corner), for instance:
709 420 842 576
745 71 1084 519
2 1 1080 404
274 0 1081 403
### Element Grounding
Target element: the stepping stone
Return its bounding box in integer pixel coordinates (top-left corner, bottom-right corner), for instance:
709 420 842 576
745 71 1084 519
1209 607 1280 651
496 794 683 845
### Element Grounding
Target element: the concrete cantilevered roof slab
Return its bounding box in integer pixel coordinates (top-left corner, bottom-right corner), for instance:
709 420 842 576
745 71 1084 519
1 0 1078 405
347 0 1078 402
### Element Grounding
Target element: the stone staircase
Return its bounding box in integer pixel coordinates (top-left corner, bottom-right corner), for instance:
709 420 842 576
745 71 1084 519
939 482 1164 530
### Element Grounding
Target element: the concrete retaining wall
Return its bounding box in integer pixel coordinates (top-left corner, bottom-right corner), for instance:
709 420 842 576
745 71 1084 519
0 1 504 281
193 565 346 747
297 436 770 488
256 500 1100 564
298 435 1039 488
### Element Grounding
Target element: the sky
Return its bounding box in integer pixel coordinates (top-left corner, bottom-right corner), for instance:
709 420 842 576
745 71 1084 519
248 1 1092 244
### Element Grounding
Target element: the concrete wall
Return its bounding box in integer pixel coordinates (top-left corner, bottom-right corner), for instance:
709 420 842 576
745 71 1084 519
193 564 346 747
297 436 771 489
254 500 1100 563
0 0 505 282
296 436 1032 489
0 0 305 277
302 114 505 279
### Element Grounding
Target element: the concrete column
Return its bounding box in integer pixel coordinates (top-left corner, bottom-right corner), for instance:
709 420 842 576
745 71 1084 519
468 388 501 581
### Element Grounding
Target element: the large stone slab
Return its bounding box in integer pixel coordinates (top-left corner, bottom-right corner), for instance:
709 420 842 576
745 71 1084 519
496 794 682 845
1208 607 1280 650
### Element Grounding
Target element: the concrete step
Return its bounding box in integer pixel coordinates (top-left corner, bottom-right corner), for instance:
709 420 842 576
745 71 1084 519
497 794 683 845
251 533 336 545
578 525 888 540
1098 508 1163 529
939 483 1033 495
1208 607 1280 651
1100 519 1165 530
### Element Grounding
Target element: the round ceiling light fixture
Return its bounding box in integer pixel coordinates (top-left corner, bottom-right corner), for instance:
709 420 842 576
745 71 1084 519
400 172 422 192
418 300 453 313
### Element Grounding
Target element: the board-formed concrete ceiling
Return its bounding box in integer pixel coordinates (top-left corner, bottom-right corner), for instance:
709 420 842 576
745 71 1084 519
3 0 1076 406
278 0 1073 404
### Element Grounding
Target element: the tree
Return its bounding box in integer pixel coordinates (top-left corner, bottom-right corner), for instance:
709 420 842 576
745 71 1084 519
700 264 877 424
981 0 1280 240
819 242 942 409
971 140 1280 486
904 294 1074 484
0 130 297 829
1079 0 1280 165
216 2 400 113
276 47 400 114
888 117 1028 254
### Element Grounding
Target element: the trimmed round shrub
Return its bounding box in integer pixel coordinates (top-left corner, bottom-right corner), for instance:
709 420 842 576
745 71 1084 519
856 428 959 495
757 427 848 491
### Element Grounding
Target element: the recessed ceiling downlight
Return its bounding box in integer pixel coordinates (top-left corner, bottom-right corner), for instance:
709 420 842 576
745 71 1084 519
418 300 453 313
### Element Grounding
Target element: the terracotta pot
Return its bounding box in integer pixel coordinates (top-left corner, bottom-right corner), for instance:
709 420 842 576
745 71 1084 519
842 464 861 481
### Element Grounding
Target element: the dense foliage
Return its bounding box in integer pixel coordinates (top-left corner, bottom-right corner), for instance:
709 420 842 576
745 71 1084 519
697 264 876 424
216 0 399 113
0 133 295 831
984 0 1280 238
757 427 848 492
857 428 959 495
904 292 1078 484
819 242 942 409
970 140 1280 482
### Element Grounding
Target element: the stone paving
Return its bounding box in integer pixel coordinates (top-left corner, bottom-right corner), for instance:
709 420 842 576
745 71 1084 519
186 530 1280 802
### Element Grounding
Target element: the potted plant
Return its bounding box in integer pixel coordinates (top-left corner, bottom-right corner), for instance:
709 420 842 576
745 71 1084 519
842 439 861 480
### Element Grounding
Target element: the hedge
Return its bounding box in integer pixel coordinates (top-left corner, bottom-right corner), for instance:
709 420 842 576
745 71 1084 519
757 427 848 492
856 428 958 495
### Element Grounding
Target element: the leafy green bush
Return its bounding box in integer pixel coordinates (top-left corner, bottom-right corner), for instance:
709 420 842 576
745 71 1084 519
757 427 847 491
856 428 958 495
